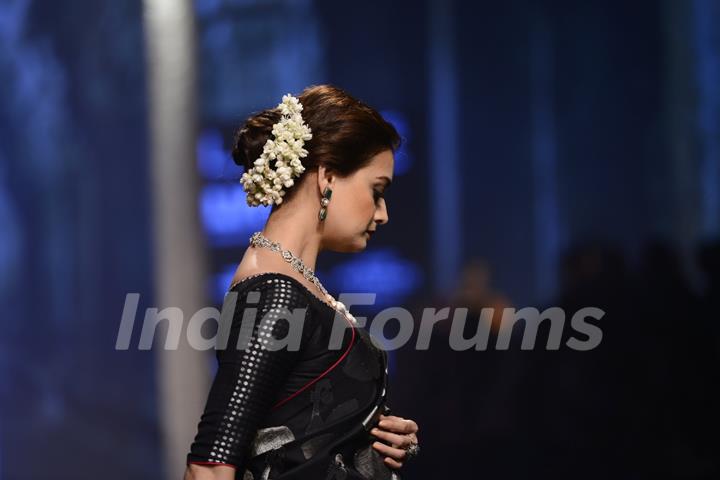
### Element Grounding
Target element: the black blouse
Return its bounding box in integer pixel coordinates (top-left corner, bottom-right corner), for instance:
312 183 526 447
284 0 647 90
186 272 396 479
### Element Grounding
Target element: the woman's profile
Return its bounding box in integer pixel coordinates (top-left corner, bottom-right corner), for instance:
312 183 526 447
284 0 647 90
184 85 420 480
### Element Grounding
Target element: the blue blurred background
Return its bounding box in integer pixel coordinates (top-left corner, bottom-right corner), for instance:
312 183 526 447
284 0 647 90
1 0 719 478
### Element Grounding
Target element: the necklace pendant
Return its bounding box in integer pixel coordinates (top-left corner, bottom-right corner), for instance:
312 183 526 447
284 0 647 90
290 257 302 271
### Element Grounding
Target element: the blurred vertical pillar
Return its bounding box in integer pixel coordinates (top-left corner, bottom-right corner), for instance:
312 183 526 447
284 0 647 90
663 0 720 259
692 0 720 237
530 10 561 302
143 1 210 479
663 0 698 256
428 0 462 294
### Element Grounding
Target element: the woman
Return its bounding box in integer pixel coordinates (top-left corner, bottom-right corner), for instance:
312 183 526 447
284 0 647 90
185 85 420 479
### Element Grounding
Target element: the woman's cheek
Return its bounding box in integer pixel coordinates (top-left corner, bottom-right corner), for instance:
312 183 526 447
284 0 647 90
366 192 376 211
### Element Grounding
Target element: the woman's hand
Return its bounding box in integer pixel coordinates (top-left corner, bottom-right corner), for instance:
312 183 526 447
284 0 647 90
370 414 420 469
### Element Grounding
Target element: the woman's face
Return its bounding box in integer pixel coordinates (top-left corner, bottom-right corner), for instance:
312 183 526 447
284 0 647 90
322 149 394 252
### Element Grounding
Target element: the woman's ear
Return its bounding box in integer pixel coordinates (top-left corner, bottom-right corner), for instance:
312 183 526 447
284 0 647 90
317 164 334 195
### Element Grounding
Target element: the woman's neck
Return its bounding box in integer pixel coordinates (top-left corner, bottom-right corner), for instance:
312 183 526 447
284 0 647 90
260 205 321 271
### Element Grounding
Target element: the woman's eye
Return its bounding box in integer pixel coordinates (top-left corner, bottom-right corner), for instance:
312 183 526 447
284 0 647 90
373 190 384 202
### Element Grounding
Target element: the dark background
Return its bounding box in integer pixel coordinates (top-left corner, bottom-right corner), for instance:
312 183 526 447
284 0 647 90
1 0 718 478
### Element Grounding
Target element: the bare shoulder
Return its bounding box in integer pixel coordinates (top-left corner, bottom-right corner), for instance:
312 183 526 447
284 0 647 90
229 248 279 285
228 251 326 303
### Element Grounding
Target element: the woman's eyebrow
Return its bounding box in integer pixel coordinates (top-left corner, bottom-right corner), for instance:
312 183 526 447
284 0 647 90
376 175 392 187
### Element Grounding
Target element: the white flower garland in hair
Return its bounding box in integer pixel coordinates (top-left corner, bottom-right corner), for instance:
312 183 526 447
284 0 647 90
240 94 313 207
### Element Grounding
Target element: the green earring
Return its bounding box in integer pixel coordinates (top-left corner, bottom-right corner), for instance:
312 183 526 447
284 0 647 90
318 186 332 221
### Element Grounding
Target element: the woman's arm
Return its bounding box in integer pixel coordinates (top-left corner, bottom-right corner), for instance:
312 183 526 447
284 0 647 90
183 463 236 480
185 277 311 473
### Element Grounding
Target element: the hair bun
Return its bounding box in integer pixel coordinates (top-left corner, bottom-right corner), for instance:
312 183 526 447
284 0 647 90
231 109 281 171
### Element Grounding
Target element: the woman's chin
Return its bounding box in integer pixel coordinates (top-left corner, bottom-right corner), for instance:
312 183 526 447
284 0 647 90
326 234 370 253
349 240 368 252
327 241 366 253
348 237 370 252
358 233 371 248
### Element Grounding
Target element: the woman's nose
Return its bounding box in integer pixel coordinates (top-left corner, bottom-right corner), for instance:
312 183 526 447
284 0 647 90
375 201 388 225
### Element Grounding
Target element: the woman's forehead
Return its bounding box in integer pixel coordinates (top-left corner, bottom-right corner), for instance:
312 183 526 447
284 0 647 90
366 150 394 176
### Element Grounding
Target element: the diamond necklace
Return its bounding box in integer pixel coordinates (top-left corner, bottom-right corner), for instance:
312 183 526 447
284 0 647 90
248 231 358 326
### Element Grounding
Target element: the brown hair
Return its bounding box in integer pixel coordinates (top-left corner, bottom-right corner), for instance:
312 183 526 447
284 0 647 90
232 85 400 205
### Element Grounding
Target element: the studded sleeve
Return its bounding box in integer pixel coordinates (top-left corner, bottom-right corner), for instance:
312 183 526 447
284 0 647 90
186 276 312 470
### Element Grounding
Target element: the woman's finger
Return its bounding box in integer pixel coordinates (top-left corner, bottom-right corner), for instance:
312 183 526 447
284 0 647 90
405 418 419 433
378 415 417 434
383 456 403 469
372 441 407 461
370 428 413 448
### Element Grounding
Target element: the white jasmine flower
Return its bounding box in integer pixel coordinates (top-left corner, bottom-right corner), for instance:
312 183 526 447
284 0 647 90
240 94 313 206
